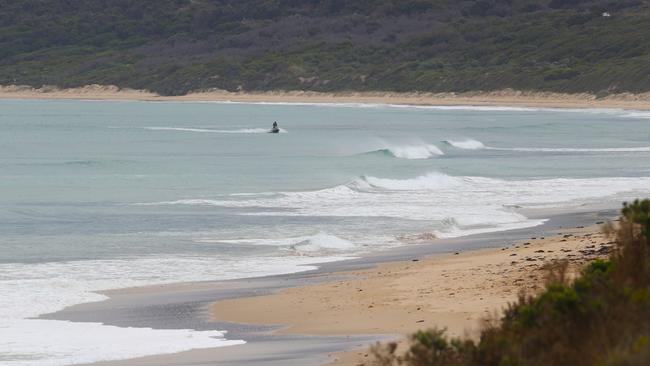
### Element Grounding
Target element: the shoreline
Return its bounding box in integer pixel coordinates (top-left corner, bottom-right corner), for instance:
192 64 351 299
44 209 616 366
211 225 612 337
2 85 650 110
212 223 613 366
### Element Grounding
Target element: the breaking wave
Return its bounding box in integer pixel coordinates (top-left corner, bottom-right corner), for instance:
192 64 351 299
366 144 444 159
352 172 461 191
139 171 650 239
201 232 357 254
443 139 486 150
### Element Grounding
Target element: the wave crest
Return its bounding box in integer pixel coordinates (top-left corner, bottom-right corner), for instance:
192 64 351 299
352 172 462 191
444 139 486 150
206 232 356 254
367 144 444 159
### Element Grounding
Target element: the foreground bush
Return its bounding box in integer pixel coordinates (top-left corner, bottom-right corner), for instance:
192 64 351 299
372 199 650 366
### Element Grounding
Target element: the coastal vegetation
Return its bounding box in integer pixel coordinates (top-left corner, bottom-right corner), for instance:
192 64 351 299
370 199 650 365
1 0 649 95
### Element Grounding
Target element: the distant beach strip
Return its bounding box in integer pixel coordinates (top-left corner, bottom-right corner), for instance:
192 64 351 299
2 85 650 111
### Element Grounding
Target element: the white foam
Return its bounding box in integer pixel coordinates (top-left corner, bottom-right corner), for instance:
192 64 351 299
444 137 650 153
202 232 357 255
197 100 650 118
105 99 650 120
0 255 347 366
197 100 570 112
141 172 650 238
444 139 486 150
382 144 444 159
488 146 650 152
3 320 243 366
144 126 221 133
358 172 462 190
290 232 357 253
621 111 650 119
433 219 548 239
143 127 285 134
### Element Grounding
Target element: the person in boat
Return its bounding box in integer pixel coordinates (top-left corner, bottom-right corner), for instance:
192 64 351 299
272 121 278 129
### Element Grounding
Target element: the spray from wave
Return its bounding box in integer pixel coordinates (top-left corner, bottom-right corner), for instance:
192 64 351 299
144 127 286 134
443 139 486 150
365 144 444 159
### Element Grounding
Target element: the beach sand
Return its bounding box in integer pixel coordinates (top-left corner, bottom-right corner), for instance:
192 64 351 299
2 84 650 110
211 225 613 365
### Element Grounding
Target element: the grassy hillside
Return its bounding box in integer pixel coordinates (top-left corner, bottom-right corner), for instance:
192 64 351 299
1 0 649 95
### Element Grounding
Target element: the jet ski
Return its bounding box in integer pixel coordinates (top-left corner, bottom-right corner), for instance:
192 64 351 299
269 127 280 133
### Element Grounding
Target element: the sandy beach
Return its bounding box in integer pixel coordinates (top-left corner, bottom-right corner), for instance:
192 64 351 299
2 84 650 110
212 224 613 365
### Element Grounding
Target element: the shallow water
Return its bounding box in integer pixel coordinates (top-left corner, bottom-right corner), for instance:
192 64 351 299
1 99 650 365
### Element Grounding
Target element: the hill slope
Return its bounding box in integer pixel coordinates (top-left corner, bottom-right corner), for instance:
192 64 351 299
1 0 649 95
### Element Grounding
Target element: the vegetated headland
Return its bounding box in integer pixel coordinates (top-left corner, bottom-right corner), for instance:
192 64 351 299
1 0 649 96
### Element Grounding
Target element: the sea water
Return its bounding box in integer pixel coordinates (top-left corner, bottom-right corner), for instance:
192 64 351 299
1 99 650 365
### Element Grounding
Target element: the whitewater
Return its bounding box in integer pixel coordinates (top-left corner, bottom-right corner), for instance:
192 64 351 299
143 126 288 133
445 138 650 152
1 99 650 365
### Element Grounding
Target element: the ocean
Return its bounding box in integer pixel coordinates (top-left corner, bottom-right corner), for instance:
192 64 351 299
1 99 650 365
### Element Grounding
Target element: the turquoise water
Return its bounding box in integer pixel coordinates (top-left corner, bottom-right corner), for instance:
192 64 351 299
1 99 650 365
